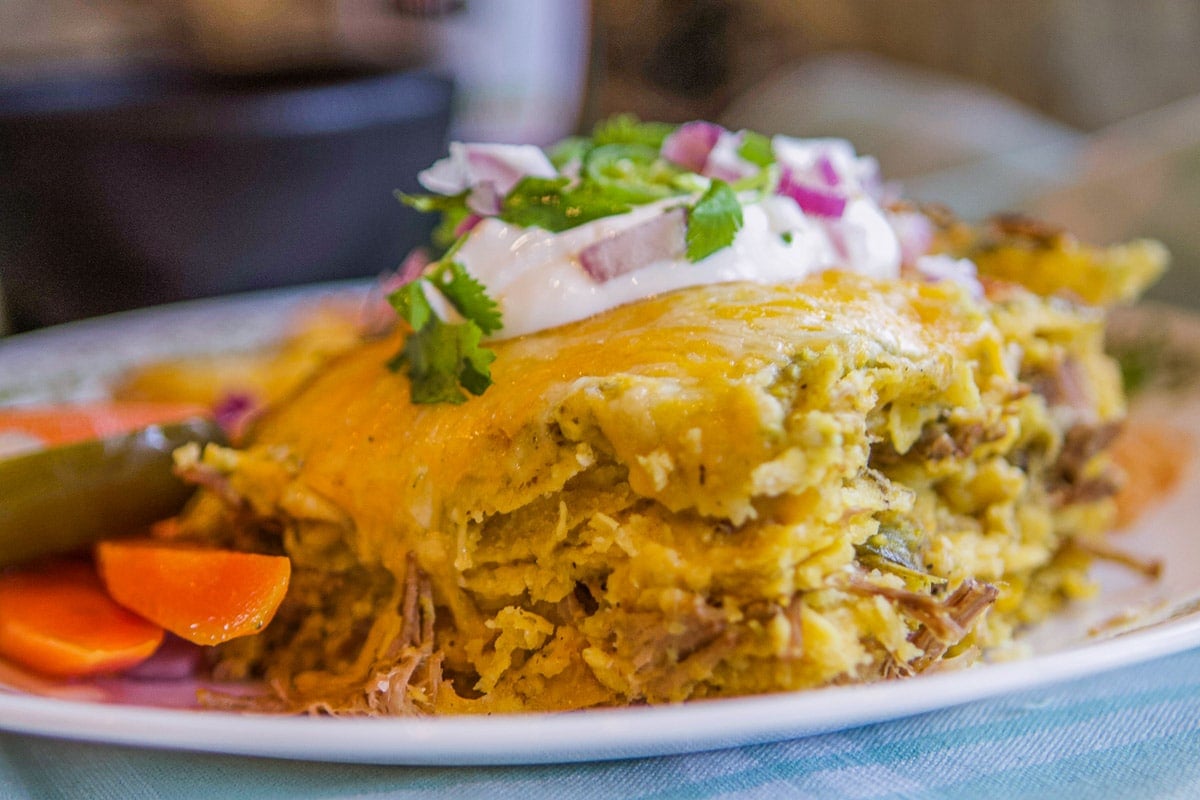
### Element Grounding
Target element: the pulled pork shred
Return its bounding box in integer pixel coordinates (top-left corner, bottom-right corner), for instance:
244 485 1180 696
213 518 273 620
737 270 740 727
843 574 999 678
200 554 442 715
303 553 443 716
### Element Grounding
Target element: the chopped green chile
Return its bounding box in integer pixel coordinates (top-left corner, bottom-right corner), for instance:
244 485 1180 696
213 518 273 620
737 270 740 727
855 523 941 589
0 418 225 566
582 143 693 205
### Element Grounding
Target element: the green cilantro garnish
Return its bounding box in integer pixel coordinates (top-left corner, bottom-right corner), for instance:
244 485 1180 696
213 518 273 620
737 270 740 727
396 190 471 251
390 117 774 404
432 261 502 335
686 179 743 262
395 191 464 214
389 279 435 331
387 260 501 404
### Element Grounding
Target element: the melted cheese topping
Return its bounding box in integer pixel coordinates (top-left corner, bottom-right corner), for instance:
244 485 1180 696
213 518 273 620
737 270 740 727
251 273 995 572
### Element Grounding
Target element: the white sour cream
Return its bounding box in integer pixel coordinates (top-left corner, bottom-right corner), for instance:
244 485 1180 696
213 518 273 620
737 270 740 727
457 193 902 340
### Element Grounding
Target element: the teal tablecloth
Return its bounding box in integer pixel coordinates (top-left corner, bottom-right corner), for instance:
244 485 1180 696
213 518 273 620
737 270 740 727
2 646 1199 799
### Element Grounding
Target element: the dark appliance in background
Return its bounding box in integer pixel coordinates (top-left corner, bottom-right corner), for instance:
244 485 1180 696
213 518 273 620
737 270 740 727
0 67 452 332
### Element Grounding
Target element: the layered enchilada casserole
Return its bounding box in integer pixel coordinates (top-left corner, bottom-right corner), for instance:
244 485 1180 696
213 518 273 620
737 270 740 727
4 118 1168 714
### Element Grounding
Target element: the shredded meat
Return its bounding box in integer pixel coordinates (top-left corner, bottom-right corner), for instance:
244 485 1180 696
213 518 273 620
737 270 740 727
621 599 727 674
1027 356 1091 411
872 420 1008 466
1049 421 1124 505
606 595 733 699
845 575 999 677
255 553 442 717
362 553 440 715
908 579 999 672
1073 538 1163 580
643 629 742 700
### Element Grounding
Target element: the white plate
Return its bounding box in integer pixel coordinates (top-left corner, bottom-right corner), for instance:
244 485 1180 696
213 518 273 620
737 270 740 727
0 289 1198 766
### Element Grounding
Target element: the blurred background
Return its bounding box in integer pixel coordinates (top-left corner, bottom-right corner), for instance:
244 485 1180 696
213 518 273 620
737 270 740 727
1 0 1198 333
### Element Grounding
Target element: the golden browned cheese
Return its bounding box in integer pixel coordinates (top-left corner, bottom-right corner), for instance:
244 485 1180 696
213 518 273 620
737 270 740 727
179 270 1132 714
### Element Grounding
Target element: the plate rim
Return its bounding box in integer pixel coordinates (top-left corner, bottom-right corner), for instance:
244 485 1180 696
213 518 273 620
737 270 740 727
0 608 1198 765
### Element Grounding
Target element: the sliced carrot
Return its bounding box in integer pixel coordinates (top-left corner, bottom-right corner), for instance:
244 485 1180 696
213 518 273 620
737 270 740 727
95 540 291 646
0 402 211 450
0 559 164 677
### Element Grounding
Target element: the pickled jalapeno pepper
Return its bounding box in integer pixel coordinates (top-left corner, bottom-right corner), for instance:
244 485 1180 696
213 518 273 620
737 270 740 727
0 417 225 566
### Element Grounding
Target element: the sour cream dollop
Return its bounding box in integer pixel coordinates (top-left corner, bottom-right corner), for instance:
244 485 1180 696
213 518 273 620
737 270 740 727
414 130 910 340
457 193 899 339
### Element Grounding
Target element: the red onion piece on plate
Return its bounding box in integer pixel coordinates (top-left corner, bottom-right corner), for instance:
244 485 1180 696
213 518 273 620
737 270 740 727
579 208 687 282
212 392 261 442
122 634 204 681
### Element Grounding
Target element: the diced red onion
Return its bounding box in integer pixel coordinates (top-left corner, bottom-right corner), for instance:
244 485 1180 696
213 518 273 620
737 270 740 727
773 136 876 196
212 392 261 443
462 146 554 196
579 208 687 283
815 154 841 187
418 142 557 198
661 121 723 173
703 130 760 182
778 168 847 218
466 182 502 216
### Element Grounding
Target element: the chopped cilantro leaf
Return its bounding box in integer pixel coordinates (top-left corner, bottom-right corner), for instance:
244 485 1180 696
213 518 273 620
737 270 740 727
397 191 470 251
686 179 742 262
431 261 502 335
395 191 467 213
387 259 503 404
498 176 571 231
388 280 435 332
390 316 494 405
457 323 497 395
